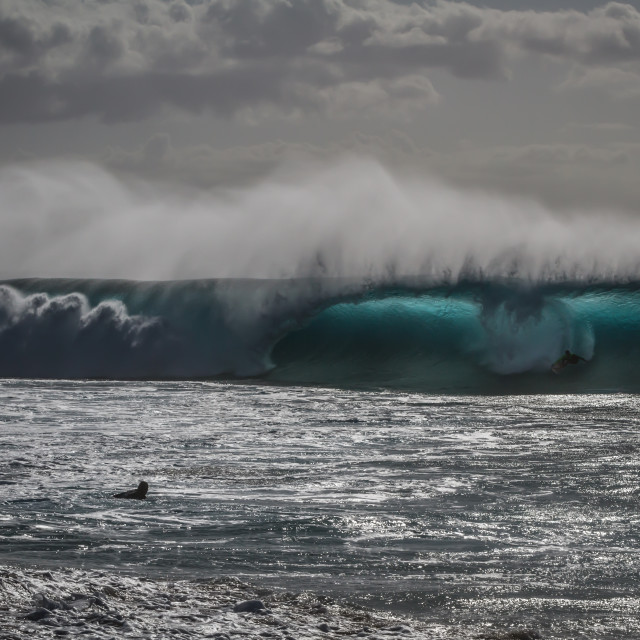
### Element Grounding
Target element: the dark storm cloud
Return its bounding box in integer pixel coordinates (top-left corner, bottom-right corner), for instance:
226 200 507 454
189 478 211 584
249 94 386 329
204 0 339 57
168 3 192 23
0 13 72 68
86 25 125 66
0 15 37 57
1 0 640 124
0 66 291 123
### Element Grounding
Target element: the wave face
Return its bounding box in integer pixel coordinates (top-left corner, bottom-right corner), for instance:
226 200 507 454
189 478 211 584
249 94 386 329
2 277 640 393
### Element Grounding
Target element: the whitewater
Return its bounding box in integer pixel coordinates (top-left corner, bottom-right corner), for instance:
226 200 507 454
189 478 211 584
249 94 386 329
1 159 639 639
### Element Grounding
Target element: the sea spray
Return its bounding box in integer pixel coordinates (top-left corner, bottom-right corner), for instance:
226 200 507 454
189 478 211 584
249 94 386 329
2 158 640 282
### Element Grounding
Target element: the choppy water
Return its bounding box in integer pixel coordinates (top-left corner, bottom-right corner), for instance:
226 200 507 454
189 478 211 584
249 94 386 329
1 379 639 638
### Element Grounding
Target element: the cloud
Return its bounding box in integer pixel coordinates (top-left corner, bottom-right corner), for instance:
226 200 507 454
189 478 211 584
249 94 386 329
99 131 640 213
0 66 290 122
560 66 640 98
2 0 640 124
0 12 72 68
489 143 631 166
430 141 640 211
566 121 634 132
473 2 640 65
168 3 192 24
104 132 309 187
0 15 38 57
85 24 125 68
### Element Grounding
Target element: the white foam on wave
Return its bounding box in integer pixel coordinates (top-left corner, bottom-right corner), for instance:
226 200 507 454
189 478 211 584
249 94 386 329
1 157 639 282
0 283 277 378
476 298 595 375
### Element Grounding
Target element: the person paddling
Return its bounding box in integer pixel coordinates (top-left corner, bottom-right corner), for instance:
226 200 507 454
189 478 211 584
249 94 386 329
113 481 148 499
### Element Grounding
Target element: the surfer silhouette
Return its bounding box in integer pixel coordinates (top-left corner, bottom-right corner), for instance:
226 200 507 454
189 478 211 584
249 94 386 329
113 481 148 499
551 350 586 374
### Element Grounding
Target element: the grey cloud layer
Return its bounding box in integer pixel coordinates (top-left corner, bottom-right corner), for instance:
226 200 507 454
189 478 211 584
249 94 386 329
1 0 639 123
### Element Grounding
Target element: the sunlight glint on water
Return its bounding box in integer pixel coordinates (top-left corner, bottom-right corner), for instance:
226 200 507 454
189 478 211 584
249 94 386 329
1 380 639 639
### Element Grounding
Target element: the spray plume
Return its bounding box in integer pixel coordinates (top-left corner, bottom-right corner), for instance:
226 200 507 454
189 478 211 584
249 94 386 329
1 157 639 283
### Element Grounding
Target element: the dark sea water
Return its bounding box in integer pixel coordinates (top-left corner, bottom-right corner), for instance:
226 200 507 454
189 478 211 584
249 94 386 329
1 379 639 639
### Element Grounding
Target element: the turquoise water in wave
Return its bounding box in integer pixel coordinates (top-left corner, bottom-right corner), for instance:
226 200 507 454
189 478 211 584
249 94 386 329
270 290 639 392
1 380 639 639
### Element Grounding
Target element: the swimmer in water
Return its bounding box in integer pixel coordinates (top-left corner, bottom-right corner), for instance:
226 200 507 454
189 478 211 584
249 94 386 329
113 481 148 499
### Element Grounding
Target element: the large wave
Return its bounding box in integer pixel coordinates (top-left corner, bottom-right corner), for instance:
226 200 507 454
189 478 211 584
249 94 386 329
1 277 639 393
2 158 640 391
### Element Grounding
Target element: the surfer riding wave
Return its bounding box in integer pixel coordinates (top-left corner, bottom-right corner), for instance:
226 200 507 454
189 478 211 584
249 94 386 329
551 350 586 374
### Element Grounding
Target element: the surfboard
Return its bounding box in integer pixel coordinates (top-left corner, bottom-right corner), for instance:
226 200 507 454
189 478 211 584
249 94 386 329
551 359 567 374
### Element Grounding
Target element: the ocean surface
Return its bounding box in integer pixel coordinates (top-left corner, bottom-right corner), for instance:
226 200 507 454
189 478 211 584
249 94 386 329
2 379 639 639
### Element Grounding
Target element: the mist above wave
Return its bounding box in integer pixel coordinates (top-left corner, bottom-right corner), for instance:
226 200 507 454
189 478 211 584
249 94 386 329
0 157 638 282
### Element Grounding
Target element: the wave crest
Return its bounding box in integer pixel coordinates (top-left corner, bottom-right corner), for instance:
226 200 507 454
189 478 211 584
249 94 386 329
0 286 172 378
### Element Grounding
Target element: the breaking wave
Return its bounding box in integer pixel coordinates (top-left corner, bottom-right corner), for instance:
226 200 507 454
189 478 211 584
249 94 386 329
3 159 640 391
1 277 640 393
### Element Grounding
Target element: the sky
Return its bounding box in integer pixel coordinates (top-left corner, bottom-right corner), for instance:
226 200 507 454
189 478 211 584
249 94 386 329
2 0 640 216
